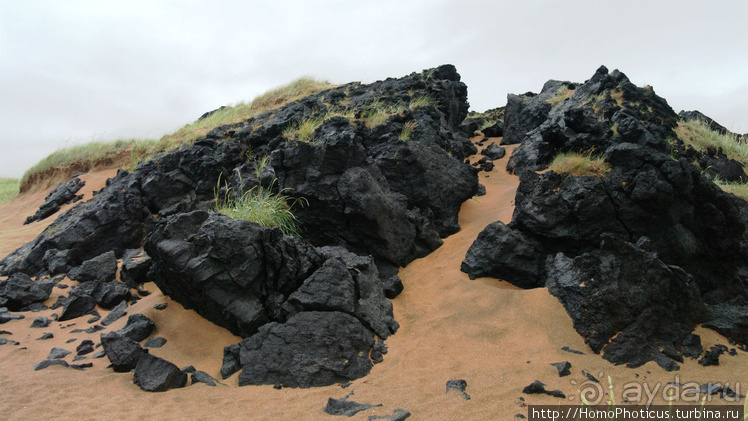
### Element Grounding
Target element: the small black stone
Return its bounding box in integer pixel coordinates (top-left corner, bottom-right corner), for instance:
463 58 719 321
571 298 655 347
48 347 71 359
324 397 382 417
144 336 167 348
550 361 572 377
36 333 54 340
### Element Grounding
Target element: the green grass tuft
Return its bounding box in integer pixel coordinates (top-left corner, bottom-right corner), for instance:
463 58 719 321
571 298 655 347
213 168 306 236
398 121 418 141
548 151 611 177
0 178 20 203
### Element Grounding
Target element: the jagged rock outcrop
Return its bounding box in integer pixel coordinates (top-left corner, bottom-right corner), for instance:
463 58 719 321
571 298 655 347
145 210 398 386
463 66 748 367
24 174 85 225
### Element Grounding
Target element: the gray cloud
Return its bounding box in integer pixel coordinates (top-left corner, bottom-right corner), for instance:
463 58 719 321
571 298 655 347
1 0 746 178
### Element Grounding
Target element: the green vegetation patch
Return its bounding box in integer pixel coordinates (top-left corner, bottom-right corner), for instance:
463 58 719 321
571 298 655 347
674 119 748 167
548 151 611 177
0 178 20 203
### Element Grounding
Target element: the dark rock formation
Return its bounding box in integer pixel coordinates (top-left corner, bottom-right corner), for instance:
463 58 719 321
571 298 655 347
324 396 382 417
0 273 54 311
100 331 147 372
0 65 487 389
120 249 152 288
703 300 748 345
462 66 748 368
48 347 71 359
546 235 704 368
68 251 118 284
24 174 85 225
133 354 188 392
237 311 376 388
383 275 404 299
0 308 25 324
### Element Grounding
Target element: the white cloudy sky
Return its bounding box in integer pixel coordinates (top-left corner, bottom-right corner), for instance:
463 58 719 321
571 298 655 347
1 0 746 178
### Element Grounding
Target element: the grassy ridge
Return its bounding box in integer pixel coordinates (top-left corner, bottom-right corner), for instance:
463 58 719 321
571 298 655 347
0 178 20 203
19 78 334 192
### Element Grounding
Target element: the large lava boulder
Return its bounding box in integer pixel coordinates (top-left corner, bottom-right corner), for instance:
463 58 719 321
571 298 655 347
145 210 398 387
546 234 705 369
462 66 748 366
0 273 55 311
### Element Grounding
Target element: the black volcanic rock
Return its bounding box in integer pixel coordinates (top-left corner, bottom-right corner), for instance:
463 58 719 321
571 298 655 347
550 361 572 377
0 65 486 389
116 314 155 342
24 174 85 225
1 169 150 277
522 380 566 399
120 248 152 288
324 396 382 417
481 144 506 160
703 300 748 346
238 311 375 388
133 353 188 392
144 336 166 348
30 316 51 328
546 235 704 368
68 251 118 284
462 66 748 368
100 331 147 372
0 273 54 311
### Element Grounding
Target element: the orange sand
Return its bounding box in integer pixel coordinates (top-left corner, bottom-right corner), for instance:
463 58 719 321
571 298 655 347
0 143 745 420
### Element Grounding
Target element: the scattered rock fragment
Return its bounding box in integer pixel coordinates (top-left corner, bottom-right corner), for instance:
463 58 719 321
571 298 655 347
191 371 221 386
144 337 166 348
76 340 95 356
36 333 53 340
446 379 471 400
34 359 70 371
48 347 71 359
550 362 571 377
68 251 118 284
30 316 51 328
101 300 128 326
324 396 382 417
522 380 566 399
699 345 728 366
481 143 506 160
24 174 85 225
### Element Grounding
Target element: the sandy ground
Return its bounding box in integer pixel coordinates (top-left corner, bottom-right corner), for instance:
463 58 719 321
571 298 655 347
0 143 746 420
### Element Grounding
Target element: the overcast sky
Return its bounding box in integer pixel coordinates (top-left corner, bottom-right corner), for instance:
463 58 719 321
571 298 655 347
1 0 746 178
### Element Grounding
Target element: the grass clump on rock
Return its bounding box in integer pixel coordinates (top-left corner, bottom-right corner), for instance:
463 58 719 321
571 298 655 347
548 152 611 177
674 119 748 166
213 161 307 236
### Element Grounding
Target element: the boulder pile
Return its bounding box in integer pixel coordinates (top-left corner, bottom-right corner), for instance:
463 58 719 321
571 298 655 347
0 65 478 388
462 66 748 369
